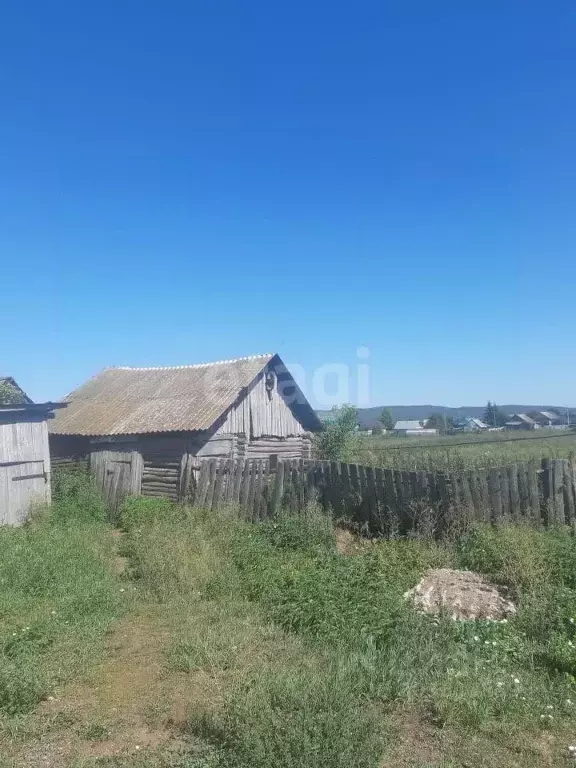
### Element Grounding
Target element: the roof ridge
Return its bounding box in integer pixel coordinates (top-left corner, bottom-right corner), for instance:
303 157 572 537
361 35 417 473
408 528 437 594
112 353 274 372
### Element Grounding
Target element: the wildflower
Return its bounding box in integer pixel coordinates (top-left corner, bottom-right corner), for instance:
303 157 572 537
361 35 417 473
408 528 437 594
569 641 574 648
51 610 56 615
119 588 125 593
497 682 504 688
500 618 508 624
513 678 520 684
473 635 480 642
547 705 554 710
567 699 573 706
570 618 575 624
492 641 497 646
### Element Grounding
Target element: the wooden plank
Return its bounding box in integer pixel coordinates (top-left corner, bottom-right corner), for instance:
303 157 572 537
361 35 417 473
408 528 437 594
365 465 377 530
499 467 510 520
340 463 352 517
553 459 566 525
507 465 521 522
260 461 271 518
516 462 529 518
247 461 259 520
204 459 218 511
476 470 490 521
488 468 503 523
468 470 482 520
383 468 398 536
330 461 343 518
270 460 285 517
527 460 541 524
232 459 245 505
562 459 575 528
398 470 412 534
211 459 227 511
239 459 252 514
435 472 451 537
460 471 474 514
541 458 554 526
253 461 265 520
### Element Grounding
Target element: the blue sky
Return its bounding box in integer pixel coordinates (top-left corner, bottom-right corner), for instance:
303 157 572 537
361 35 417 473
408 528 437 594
1 1 575 408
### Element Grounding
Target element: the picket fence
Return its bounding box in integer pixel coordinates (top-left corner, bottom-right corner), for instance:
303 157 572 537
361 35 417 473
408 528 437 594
190 456 576 535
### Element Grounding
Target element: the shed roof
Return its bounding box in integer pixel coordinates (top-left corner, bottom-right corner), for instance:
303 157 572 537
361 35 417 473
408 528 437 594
49 354 319 436
0 376 33 404
394 420 423 431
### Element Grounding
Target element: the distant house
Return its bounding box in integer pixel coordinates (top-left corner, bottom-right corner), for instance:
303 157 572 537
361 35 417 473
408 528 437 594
454 416 489 432
527 411 563 428
0 376 32 405
505 413 537 431
49 354 321 509
394 420 439 437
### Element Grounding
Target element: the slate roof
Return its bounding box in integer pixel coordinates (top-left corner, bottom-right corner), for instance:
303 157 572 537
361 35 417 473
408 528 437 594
49 355 283 436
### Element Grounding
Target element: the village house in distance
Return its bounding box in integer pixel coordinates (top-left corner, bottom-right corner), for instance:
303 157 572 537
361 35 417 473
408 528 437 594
49 354 320 509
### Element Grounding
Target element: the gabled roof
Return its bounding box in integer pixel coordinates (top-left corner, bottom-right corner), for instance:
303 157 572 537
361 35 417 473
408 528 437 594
394 420 423 430
506 413 536 426
49 354 320 436
0 376 33 404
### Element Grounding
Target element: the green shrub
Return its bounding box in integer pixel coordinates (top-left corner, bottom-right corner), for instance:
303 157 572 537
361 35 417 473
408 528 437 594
49 466 107 524
257 508 336 555
119 496 176 532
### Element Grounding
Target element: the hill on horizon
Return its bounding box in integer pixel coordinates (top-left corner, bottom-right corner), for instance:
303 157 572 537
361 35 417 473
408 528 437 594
317 404 572 429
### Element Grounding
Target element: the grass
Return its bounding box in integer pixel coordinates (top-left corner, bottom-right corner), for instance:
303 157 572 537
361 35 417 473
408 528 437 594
352 430 576 471
0 472 122 718
3 480 576 766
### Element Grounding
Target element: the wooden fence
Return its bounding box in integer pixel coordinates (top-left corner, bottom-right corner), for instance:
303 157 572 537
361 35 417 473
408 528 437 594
190 456 576 535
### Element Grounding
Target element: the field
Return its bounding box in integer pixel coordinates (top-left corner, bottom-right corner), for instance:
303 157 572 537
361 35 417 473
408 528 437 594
2 475 576 766
354 430 576 471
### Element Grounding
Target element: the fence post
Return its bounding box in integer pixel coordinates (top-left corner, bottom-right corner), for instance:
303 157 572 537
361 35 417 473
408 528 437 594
270 460 285 517
542 458 554 527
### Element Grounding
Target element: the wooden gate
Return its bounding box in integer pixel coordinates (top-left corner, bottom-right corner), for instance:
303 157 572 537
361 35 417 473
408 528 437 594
90 444 142 516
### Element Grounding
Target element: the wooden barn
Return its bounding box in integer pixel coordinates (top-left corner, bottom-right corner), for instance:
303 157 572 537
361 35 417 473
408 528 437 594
1 400 66 525
49 354 320 509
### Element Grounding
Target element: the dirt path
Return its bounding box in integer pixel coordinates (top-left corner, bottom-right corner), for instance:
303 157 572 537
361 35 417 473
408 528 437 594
6 538 216 767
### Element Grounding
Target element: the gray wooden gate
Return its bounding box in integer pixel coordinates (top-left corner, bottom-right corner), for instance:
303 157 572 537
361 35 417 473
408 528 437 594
90 444 142 516
0 418 51 526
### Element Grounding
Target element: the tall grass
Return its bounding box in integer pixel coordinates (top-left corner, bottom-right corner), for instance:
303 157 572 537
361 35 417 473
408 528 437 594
0 472 122 717
121 497 576 767
354 431 576 471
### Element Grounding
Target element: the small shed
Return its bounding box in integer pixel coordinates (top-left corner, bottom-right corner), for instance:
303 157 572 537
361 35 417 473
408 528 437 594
0 401 66 525
49 354 321 509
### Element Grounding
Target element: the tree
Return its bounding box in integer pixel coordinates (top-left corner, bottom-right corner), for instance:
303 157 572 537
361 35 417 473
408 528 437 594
314 404 360 461
483 401 507 428
0 381 26 405
426 412 454 434
379 408 394 431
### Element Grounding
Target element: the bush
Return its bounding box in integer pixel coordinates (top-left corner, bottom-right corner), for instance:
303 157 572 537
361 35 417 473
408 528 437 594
119 495 177 532
456 523 576 593
257 507 336 555
49 466 107 524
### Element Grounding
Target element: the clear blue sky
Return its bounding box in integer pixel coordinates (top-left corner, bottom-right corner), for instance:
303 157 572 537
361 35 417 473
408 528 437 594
1 1 575 408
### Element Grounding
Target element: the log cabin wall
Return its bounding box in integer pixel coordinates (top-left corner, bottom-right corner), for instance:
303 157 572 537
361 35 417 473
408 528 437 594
140 436 186 502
